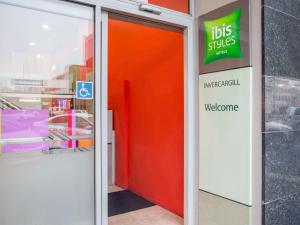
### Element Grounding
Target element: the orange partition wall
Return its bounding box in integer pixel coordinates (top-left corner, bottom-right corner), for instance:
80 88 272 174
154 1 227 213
149 0 189 14
108 17 184 216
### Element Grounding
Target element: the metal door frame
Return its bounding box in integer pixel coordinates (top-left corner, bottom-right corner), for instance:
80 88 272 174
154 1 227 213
96 2 198 225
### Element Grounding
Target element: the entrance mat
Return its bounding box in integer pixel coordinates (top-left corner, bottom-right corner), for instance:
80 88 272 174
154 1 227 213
108 190 155 217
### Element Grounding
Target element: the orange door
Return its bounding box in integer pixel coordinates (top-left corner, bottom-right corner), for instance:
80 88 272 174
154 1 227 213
108 16 184 216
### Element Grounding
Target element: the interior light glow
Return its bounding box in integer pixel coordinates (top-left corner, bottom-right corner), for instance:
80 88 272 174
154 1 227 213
19 98 41 103
41 24 50 30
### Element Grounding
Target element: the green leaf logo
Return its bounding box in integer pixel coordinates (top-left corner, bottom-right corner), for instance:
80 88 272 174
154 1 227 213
204 8 242 64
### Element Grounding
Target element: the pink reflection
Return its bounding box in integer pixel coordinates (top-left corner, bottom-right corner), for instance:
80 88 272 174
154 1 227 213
2 142 49 154
2 110 49 153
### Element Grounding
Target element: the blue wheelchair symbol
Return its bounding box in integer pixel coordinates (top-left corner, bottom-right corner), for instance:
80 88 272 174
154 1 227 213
76 81 93 99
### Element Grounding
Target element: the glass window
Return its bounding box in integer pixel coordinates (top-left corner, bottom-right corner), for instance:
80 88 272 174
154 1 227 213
0 2 95 225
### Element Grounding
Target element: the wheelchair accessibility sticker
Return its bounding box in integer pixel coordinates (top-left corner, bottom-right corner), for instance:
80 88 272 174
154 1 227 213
76 81 93 99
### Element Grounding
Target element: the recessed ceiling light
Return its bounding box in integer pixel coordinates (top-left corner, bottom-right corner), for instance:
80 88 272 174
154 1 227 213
36 54 41 59
29 42 36 46
51 64 56 71
42 24 50 30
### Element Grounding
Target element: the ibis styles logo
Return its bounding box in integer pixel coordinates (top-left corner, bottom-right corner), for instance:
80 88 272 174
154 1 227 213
204 9 242 64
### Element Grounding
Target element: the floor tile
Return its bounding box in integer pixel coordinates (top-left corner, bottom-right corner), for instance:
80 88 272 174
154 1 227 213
108 185 124 193
109 205 183 225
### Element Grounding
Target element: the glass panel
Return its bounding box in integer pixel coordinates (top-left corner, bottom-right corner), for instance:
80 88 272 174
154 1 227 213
0 2 95 225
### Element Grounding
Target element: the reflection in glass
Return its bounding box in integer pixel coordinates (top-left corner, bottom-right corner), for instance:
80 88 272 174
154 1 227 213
0 2 95 225
264 77 300 211
0 3 94 154
265 75 300 130
264 75 300 147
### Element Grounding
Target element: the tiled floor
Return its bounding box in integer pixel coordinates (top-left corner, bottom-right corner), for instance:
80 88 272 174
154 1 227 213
108 205 183 225
108 185 124 193
108 185 183 225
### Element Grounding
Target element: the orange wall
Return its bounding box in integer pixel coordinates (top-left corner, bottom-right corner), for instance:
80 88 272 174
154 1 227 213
149 0 189 14
108 17 184 216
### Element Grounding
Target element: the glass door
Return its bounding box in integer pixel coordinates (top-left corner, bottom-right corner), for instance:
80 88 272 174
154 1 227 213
0 1 95 225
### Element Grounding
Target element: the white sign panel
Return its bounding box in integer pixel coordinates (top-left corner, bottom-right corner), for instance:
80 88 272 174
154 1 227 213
199 67 253 206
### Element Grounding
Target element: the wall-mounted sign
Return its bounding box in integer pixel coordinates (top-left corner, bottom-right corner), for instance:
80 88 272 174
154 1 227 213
204 8 242 64
76 81 93 99
199 67 253 206
199 0 250 74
